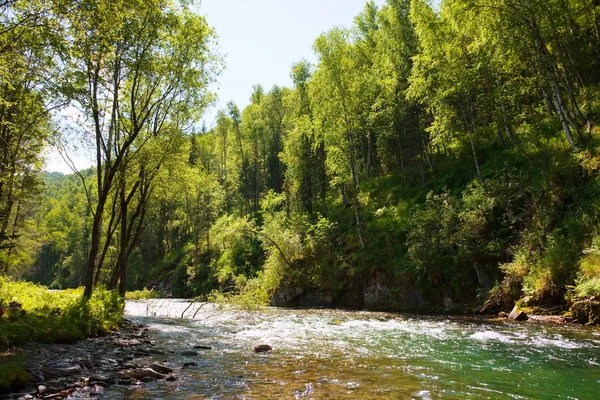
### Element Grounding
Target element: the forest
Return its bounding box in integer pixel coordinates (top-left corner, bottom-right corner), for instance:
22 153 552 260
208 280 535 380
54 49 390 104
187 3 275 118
2 0 600 320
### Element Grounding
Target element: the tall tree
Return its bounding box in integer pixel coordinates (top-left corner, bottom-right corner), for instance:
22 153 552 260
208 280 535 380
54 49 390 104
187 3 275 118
62 0 220 297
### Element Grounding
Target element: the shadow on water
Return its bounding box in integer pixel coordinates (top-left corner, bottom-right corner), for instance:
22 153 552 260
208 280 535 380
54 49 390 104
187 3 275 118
106 300 600 399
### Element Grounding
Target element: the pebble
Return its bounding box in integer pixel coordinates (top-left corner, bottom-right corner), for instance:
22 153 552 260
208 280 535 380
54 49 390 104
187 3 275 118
7 320 171 399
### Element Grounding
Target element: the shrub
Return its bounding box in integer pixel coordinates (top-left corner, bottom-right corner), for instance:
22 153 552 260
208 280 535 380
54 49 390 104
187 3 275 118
125 288 162 300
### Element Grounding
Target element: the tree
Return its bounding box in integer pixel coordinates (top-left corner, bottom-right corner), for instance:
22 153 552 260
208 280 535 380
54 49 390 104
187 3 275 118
0 0 64 274
313 28 366 248
62 0 220 297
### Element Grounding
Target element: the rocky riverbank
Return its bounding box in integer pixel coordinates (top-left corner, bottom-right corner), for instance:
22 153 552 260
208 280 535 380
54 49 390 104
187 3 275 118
1 320 177 399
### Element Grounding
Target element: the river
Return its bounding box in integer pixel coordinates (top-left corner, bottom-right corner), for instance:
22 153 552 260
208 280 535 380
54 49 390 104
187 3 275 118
106 299 600 399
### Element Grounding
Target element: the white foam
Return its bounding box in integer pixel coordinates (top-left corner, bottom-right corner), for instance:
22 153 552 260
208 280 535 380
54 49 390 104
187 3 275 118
470 331 513 343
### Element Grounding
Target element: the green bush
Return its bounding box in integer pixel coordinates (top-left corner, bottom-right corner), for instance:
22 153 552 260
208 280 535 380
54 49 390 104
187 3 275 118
125 288 162 300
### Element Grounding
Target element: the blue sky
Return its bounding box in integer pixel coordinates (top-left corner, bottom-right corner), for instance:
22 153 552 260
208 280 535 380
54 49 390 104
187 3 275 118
199 0 387 127
46 0 387 172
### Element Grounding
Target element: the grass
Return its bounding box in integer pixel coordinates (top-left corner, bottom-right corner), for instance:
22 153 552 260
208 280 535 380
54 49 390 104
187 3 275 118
0 277 124 349
0 278 124 392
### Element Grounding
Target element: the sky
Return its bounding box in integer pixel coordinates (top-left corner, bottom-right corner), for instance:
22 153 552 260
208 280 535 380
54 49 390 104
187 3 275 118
45 0 387 173
199 0 386 126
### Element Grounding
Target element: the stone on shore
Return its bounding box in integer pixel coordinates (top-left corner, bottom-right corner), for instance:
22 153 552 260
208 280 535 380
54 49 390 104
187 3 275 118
42 365 82 379
89 374 113 385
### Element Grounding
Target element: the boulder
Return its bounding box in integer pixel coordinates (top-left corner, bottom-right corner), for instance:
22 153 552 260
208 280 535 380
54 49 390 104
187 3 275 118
253 344 272 353
146 363 173 374
363 281 391 310
508 305 528 321
193 345 212 350
270 283 304 307
133 368 165 380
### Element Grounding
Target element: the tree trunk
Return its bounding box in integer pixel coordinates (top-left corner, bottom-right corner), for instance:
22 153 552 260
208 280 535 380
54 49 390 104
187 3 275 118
348 131 365 249
84 202 104 298
549 80 578 149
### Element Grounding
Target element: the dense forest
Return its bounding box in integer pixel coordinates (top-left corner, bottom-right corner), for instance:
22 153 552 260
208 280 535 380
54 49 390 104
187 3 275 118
2 0 600 318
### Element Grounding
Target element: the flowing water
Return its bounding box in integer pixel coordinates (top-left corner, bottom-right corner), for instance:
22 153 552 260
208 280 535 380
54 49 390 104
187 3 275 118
107 300 600 399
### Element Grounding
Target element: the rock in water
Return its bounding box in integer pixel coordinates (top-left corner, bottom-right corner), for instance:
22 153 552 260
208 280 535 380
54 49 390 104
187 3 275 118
146 363 173 374
133 368 165 380
254 344 272 353
89 374 113 385
508 305 528 321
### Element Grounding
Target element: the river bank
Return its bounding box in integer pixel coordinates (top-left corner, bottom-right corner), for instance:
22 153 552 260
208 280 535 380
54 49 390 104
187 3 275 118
0 320 178 400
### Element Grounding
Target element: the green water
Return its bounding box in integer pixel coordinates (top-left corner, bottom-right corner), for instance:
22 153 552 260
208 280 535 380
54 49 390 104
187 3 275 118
108 300 600 399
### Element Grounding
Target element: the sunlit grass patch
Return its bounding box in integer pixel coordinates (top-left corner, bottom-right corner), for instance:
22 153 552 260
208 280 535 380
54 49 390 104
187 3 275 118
0 278 123 349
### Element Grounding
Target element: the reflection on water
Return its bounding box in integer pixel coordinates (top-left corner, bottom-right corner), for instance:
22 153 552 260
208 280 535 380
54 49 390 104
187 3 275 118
104 300 600 399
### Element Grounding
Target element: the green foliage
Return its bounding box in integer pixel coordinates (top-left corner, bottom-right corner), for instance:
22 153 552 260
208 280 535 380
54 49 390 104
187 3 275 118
0 278 123 349
207 276 270 310
572 236 600 298
125 288 161 300
7 0 600 316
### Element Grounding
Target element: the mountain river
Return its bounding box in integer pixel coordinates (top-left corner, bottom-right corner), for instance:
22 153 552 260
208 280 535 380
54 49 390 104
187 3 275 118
105 299 600 399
